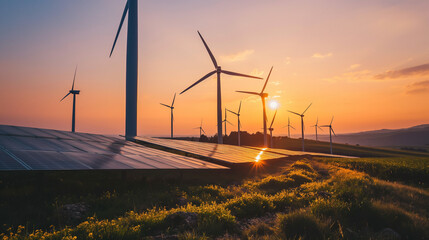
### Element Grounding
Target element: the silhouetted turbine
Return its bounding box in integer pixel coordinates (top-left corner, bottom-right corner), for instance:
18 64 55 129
160 93 176 139
237 66 273 147
288 103 312 151
180 31 262 144
193 120 206 140
227 101 242 146
268 110 278 148
109 0 138 140
321 116 336 154
222 108 234 136
60 66 80 133
284 117 295 138
312 117 323 141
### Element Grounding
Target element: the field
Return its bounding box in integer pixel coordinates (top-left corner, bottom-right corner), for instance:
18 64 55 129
1 141 428 239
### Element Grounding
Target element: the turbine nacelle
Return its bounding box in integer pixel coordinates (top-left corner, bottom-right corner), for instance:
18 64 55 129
70 90 80 95
261 93 268 98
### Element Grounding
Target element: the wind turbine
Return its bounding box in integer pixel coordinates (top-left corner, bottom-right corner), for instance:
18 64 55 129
109 0 138 140
268 110 278 148
60 66 80 133
285 117 295 138
222 108 234 136
288 103 312 151
227 101 242 146
194 120 206 140
160 93 176 139
312 117 323 141
180 31 262 144
237 66 273 147
321 116 336 154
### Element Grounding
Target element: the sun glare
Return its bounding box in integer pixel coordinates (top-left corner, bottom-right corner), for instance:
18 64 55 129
268 100 279 110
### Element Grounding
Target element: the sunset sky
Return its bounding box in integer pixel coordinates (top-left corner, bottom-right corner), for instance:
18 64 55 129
1 0 428 137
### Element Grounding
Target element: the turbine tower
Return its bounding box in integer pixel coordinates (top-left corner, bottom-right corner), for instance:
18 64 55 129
321 116 336 154
60 66 80 133
227 101 242 146
222 108 233 136
312 117 323 141
237 66 273 147
180 31 262 144
109 0 138 140
288 103 312 151
160 93 176 139
268 110 278 148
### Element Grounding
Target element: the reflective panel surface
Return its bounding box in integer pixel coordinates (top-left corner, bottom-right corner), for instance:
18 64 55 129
0 125 227 170
135 137 353 165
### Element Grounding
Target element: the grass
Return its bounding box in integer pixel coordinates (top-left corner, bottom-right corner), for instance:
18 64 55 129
318 156 429 187
1 153 429 239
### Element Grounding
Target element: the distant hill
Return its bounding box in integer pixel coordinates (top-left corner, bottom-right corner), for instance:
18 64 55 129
318 124 429 147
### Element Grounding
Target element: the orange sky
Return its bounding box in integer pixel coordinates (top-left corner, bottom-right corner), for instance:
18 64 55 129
1 0 428 137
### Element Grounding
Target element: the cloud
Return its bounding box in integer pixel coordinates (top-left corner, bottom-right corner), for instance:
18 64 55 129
220 49 254 62
271 81 281 86
284 57 291 65
312 52 333 59
406 80 429 95
375 63 429 79
348 64 361 70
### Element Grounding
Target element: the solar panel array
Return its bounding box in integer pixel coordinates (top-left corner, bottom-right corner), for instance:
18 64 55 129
135 137 352 165
135 137 288 164
0 125 227 171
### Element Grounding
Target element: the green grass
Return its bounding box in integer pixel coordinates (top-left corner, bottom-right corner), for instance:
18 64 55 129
318 156 429 187
1 155 429 239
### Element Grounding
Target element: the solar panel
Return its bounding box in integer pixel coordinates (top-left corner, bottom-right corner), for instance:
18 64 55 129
134 137 353 165
134 137 289 165
0 125 228 171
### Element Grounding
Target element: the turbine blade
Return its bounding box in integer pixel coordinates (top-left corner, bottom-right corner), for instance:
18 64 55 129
193 127 200 129
180 70 216 94
227 120 234 126
201 128 206 134
270 110 277 128
318 126 324 131
320 125 329 127
197 31 218 68
238 100 242 114
221 70 262 79
301 103 312 115
331 127 336 136
227 109 238 115
171 93 176 107
330 116 334 125
290 126 296 130
261 66 273 93
71 66 77 90
236 90 260 95
60 92 71 102
109 1 129 57
316 117 318 125
160 103 171 108
288 110 301 116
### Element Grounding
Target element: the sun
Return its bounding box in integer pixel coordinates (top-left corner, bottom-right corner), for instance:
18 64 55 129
268 100 279 110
